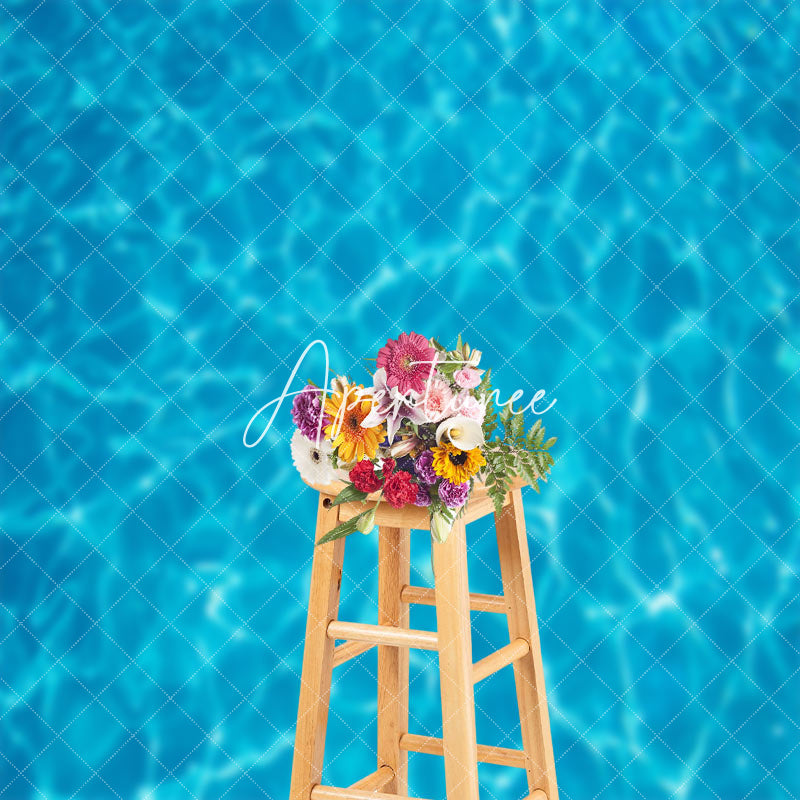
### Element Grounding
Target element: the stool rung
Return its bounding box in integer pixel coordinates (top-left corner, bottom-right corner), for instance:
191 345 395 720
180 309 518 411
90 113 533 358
526 792 548 800
348 765 394 791
399 733 528 769
328 620 438 651
312 787 429 800
332 640 375 667
400 585 507 614
472 637 530 684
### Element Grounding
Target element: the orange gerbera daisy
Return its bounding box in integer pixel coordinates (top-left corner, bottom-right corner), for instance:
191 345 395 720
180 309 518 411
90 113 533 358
324 384 385 463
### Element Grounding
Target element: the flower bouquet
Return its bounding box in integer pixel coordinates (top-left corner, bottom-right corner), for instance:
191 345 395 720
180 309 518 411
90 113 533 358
289 333 556 544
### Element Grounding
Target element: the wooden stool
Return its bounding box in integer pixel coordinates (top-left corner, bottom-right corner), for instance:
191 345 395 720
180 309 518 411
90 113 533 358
289 478 558 800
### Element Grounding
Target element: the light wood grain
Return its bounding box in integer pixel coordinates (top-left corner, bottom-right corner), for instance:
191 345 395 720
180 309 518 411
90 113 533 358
496 489 558 800
377 526 411 794
432 519 480 800
463 491 511 523
312 787 430 800
348 765 395 791
289 496 345 800
291 482 558 800
400 585 507 614
327 620 438 651
332 640 375 668
526 791 548 800
337 501 431 529
399 733 528 769
472 638 530 684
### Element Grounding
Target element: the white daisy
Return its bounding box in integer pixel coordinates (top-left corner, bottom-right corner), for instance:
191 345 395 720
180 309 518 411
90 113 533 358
290 429 337 485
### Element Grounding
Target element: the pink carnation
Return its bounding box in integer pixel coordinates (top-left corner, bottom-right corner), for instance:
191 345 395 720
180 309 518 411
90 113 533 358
421 377 454 422
453 392 486 424
454 367 482 389
376 332 436 395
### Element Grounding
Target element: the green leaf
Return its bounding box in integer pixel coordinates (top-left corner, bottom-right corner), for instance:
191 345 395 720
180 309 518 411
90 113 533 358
510 411 524 442
527 419 542 439
518 451 537 484
478 370 498 440
488 482 507 516
436 360 460 378
482 404 498 441
499 406 513 439
317 514 362 544
330 484 370 507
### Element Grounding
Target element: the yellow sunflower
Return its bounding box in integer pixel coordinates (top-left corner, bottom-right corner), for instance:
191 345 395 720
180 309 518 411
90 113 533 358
431 443 486 484
324 385 385 463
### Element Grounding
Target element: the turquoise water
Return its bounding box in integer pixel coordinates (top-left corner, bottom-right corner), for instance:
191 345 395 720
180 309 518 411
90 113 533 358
1 0 799 798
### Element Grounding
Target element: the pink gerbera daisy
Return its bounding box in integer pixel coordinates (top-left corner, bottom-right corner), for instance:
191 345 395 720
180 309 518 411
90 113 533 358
376 332 436 395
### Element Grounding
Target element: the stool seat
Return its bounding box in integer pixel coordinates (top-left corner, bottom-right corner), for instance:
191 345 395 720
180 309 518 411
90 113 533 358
301 476 533 529
289 482 559 800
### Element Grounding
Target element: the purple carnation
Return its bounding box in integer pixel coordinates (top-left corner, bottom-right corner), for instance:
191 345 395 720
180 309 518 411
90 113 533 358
291 385 329 441
414 485 432 507
438 479 470 508
414 450 437 485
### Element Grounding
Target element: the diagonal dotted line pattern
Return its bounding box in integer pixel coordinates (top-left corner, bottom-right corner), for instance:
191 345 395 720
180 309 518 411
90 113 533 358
1 0 788 724
0 6 556 792
0 0 788 764
1 1 800 800
205 0 800 792
0 7 548 800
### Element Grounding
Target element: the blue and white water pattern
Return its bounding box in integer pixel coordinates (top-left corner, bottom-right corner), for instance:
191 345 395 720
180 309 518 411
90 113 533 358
0 1 799 798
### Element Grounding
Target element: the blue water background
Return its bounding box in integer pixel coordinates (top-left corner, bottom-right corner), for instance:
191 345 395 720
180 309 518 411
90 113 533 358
1 0 799 798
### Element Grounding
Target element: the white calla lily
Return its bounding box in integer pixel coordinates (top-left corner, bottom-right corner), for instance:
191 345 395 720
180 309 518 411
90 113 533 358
435 416 485 451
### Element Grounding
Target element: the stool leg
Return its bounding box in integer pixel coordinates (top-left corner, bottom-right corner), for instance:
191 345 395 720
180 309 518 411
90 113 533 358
377 526 411 793
495 489 558 800
290 497 345 800
432 519 479 800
